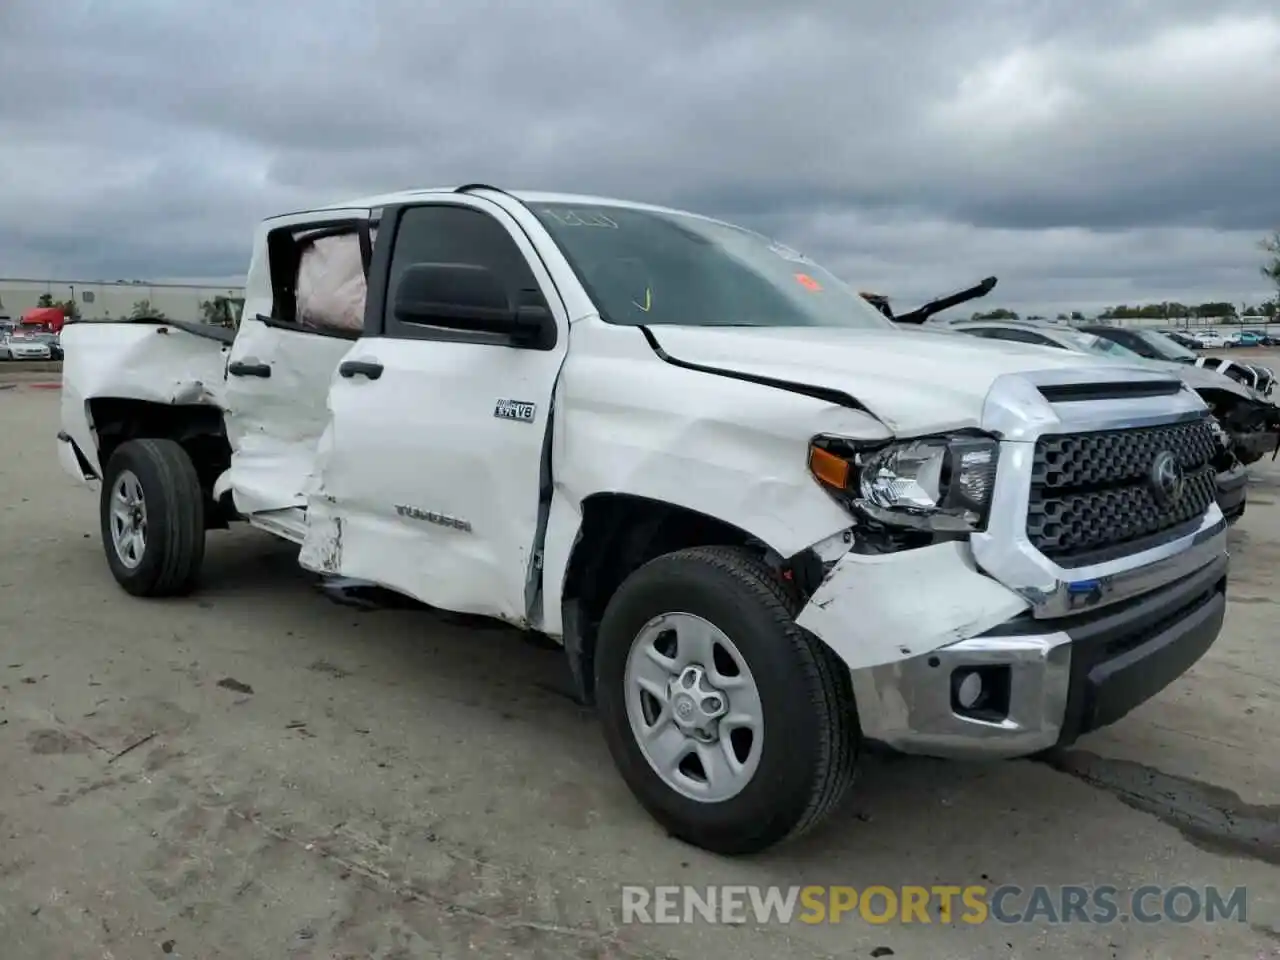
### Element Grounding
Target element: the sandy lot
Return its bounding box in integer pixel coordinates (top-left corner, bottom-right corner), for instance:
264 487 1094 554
1 383 1277 959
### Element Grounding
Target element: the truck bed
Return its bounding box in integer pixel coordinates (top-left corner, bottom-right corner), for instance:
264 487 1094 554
59 319 231 479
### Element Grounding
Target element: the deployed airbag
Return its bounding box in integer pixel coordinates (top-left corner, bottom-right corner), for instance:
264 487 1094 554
295 230 376 333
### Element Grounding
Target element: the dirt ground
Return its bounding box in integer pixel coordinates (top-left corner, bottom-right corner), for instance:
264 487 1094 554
1 383 1277 959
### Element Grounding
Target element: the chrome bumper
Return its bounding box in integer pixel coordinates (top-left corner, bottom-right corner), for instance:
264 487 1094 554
850 549 1228 760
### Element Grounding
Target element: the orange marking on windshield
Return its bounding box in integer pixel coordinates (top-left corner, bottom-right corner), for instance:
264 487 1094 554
795 273 823 291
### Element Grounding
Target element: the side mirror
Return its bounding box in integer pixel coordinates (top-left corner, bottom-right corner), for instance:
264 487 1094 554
392 262 552 348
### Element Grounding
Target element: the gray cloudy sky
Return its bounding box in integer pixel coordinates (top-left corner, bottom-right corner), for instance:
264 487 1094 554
1 0 1278 315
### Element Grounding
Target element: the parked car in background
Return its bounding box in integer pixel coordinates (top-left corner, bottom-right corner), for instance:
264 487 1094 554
1240 361 1276 395
1243 328 1279 346
28 331 63 360
1192 330 1228 348
947 319 1278 521
1163 330 1202 350
1196 355 1275 396
1078 324 1203 362
1078 323 1275 396
5 331 53 360
1223 331 1266 348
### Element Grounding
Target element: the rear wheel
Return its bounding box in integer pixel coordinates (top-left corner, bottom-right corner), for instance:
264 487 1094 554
100 439 206 597
595 546 859 855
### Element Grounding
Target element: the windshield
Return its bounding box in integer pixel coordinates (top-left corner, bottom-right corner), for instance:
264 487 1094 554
1059 330 1146 360
530 202 894 329
1134 329 1198 362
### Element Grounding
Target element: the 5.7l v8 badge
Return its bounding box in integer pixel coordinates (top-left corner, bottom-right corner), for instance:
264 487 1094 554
494 399 537 423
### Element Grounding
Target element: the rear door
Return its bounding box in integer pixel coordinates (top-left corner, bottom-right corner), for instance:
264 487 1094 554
223 209 373 518
300 196 570 625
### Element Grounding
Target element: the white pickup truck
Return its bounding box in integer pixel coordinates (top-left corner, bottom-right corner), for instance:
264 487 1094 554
57 186 1230 855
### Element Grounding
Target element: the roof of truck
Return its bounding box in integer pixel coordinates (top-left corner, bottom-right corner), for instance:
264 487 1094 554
284 188 724 224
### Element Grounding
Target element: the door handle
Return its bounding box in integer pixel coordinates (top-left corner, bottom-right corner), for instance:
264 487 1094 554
339 360 384 380
228 361 271 378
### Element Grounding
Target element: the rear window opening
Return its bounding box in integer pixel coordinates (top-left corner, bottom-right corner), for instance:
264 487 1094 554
266 220 377 337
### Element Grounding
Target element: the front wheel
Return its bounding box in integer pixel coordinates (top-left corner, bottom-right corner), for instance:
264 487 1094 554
100 438 206 597
595 546 859 855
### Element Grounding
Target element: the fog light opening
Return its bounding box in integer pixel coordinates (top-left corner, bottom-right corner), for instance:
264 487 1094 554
956 671 984 709
950 665 1012 722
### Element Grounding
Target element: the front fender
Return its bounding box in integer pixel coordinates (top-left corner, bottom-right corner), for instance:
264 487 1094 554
537 328 890 637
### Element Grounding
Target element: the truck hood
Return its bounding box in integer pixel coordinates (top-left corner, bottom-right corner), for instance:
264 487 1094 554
646 325 1155 435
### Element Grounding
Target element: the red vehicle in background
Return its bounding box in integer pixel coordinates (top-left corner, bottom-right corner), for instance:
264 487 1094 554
20 306 67 334
1 306 67 361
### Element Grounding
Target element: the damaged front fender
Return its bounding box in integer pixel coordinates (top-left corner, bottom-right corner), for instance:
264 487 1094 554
794 539 1030 672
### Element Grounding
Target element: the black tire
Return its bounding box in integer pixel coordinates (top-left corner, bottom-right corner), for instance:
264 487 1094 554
595 545 859 855
99 438 206 597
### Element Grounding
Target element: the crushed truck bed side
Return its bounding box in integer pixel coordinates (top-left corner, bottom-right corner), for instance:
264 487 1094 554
58 320 231 480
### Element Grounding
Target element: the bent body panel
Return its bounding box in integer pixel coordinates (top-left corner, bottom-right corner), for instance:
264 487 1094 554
58 321 229 479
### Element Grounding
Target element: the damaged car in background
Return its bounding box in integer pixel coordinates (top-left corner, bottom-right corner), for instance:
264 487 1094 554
939 318 1277 523
1071 324 1280 464
870 280 1280 484
1077 323 1277 398
56 187 1232 855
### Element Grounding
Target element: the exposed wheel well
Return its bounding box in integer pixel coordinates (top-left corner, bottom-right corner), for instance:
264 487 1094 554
87 398 234 528
559 493 819 705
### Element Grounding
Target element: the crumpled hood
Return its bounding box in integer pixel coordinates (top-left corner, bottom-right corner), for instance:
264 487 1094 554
646 324 1155 435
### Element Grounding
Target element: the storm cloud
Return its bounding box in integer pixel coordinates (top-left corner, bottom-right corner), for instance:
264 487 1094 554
1 0 1277 315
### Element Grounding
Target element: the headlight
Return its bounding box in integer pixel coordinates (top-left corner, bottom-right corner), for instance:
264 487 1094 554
809 434 1000 532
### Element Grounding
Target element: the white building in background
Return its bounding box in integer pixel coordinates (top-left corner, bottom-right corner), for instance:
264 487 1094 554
0 277 245 322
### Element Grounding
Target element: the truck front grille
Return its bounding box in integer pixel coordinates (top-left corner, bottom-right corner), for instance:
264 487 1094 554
1027 418 1218 565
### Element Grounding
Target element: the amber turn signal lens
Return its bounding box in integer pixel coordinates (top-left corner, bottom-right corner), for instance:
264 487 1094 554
808 445 850 489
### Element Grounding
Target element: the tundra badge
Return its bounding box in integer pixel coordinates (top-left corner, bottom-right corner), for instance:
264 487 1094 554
494 399 536 423
395 505 472 532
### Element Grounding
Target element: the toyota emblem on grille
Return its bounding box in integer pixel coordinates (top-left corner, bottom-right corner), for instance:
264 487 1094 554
1149 450 1184 507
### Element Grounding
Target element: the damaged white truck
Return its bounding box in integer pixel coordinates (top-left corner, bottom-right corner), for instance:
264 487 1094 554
58 186 1230 855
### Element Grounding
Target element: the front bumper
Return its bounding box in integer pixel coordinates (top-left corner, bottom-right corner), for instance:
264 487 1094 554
849 550 1228 759
799 370 1233 760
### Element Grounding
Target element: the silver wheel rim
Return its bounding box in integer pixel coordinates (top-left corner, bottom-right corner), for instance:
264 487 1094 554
624 612 764 803
109 469 147 569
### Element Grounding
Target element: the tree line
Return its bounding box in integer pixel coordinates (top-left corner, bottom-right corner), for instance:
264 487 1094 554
972 230 1280 322
972 302 1278 322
